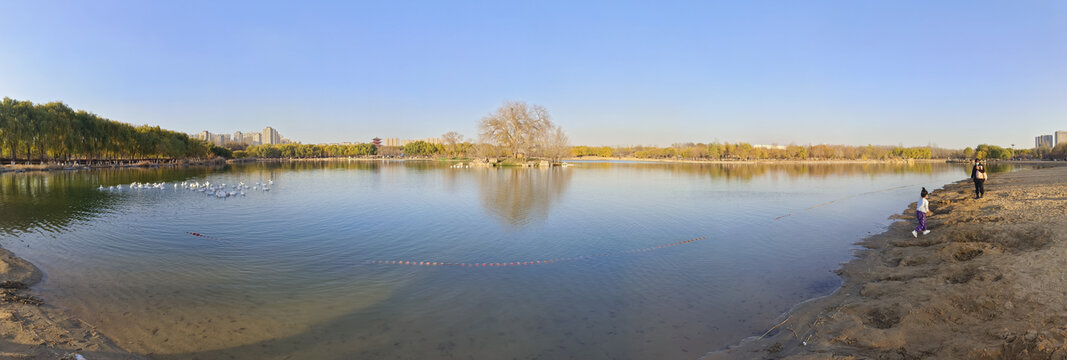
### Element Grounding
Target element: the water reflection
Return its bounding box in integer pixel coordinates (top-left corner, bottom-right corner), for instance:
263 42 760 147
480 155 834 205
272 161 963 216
573 161 942 181
476 168 573 227
0 168 210 236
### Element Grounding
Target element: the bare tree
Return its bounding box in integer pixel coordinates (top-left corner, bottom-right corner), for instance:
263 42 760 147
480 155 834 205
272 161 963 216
470 142 499 159
441 131 464 157
543 126 570 162
478 101 553 158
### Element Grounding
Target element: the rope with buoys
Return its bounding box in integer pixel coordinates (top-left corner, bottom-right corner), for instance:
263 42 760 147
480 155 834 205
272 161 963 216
364 236 707 268
186 232 227 243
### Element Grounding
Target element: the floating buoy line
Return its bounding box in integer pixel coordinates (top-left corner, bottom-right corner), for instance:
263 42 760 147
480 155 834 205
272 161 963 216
186 232 226 242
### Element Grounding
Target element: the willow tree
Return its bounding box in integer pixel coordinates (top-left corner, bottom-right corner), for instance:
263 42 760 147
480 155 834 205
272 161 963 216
478 101 554 158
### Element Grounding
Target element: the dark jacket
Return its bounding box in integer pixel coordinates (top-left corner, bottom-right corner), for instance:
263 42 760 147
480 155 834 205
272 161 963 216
971 165 978 180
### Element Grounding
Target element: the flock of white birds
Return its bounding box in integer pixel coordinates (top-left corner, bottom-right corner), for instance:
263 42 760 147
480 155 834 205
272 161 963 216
99 179 273 198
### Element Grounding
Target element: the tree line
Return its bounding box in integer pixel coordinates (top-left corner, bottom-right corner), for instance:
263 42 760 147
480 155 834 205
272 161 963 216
0 97 211 161
571 143 939 160
11 96 1060 163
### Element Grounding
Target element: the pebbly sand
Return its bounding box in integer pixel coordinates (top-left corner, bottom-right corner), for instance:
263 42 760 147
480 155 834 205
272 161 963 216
705 164 1067 359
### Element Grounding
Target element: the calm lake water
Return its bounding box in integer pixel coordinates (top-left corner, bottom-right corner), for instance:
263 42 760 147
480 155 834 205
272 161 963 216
0 161 1009 359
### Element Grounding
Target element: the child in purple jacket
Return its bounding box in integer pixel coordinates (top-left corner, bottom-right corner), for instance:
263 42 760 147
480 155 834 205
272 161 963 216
912 187 930 237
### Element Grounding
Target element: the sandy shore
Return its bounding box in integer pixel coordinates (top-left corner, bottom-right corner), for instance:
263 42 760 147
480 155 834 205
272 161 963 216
0 247 145 359
704 165 1067 359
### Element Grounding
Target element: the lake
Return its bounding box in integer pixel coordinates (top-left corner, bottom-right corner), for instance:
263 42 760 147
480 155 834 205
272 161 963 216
0 160 1003 359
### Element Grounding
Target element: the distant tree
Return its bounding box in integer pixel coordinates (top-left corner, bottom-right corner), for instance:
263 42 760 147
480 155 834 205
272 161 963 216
403 141 438 157
210 145 233 159
542 126 570 161
478 101 553 158
441 131 464 157
962 147 975 159
1049 144 1067 160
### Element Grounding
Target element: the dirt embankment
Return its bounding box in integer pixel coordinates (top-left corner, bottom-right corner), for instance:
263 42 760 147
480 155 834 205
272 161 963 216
705 165 1067 360
0 247 145 359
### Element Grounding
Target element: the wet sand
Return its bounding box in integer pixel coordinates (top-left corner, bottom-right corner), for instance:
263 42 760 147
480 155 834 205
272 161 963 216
0 247 144 359
705 165 1067 359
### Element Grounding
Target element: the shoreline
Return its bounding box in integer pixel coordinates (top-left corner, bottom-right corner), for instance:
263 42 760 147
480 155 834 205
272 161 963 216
0 158 226 173
0 247 145 359
703 164 1067 359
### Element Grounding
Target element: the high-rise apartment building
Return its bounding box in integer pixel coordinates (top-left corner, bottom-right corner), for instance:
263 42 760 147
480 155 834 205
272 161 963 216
1036 134 1054 148
262 127 281 145
1057 130 1067 146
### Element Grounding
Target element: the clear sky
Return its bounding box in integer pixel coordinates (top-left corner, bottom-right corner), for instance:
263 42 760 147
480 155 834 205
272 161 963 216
2 1 1065 148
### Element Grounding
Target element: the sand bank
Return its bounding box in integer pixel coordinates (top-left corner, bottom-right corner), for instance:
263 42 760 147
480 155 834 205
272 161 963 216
0 247 144 359
705 165 1067 359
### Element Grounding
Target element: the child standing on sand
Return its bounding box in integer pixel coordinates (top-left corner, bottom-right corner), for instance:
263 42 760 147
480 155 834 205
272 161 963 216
912 187 931 237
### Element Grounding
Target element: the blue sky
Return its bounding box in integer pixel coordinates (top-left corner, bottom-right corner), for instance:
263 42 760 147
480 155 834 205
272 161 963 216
2 1 1065 148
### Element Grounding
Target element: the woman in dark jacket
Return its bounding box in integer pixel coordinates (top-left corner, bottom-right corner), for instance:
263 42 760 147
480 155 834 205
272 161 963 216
970 160 986 199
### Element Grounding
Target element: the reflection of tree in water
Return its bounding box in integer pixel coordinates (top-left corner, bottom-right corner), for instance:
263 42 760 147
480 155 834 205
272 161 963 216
574 162 946 182
0 168 211 236
477 168 573 227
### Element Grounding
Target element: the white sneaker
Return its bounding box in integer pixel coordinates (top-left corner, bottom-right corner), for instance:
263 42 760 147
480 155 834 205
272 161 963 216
923 230 930 235
912 230 918 238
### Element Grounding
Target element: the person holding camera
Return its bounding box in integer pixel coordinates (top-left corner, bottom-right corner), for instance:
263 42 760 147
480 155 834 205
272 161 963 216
970 159 987 199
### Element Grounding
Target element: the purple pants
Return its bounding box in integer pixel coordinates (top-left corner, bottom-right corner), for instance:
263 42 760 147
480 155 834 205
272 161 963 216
915 211 927 232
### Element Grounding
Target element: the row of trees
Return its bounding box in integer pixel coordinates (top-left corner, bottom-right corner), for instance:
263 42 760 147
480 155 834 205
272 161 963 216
238 143 379 158
0 98 212 161
234 141 460 159
572 143 938 160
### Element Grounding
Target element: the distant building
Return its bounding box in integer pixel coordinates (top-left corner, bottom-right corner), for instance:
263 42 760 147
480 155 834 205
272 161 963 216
372 137 382 146
1036 134 1054 148
207 133 230 146
423 137 441 145
195 128 284 145
753 144 786 150
1057 130 1067 146
384 138 400 147
262 127 282 145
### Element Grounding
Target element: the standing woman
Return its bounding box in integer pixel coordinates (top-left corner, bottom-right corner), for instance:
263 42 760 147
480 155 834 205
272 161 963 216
973 161 987 199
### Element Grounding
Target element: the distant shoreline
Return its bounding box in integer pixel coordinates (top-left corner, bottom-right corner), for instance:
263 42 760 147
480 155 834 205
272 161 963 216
0 158 225 173
2 156 1060 175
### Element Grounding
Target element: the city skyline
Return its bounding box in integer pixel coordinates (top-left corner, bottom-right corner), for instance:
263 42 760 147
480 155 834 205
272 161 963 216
3 2 1067 149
